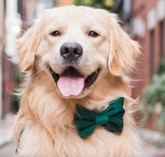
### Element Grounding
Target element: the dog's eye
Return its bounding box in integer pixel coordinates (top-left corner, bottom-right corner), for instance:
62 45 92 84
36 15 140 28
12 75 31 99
50 31 61 37
88 31 99 37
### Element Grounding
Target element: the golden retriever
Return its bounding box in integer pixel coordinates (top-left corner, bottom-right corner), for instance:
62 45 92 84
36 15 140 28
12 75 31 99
13 5 142 157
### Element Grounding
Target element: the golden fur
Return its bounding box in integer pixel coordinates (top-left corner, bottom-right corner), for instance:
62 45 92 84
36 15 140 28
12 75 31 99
13 5 142 157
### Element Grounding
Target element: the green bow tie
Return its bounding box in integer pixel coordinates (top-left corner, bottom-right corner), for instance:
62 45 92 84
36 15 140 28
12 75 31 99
74 97 125 138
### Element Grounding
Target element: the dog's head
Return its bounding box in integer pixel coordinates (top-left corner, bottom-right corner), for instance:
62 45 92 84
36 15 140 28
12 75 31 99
16 6 140 99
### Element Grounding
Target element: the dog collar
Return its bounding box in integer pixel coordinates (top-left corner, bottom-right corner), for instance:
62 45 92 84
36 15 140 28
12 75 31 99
74 97 125 138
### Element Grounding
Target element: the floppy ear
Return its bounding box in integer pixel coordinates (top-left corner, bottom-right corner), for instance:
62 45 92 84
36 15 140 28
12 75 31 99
108 14 141 76
16 19 41 71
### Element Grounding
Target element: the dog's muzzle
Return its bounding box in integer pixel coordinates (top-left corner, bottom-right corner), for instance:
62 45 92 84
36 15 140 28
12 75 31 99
49 42 100 97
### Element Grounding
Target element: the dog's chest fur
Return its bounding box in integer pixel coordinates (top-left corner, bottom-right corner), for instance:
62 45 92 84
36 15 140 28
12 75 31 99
16 102 140 157
15 81 141 157
18 120 136 157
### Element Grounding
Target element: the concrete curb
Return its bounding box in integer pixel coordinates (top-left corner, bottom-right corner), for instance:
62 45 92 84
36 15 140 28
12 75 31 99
0 129 13 148
0 114 15 148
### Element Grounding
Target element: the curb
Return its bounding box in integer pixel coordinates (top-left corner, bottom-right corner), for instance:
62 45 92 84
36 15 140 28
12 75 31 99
0 129 13 148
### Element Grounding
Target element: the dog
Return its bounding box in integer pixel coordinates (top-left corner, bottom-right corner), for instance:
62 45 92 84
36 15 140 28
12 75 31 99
13 5 142 157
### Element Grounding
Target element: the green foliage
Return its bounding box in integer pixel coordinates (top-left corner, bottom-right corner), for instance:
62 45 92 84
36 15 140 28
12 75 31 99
16 68 24 83
74 0 114 10
142 59 165 132
142 74 165 107
10 69 24 109
156 108 165 132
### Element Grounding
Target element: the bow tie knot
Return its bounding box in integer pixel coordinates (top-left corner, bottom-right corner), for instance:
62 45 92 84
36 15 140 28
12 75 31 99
74 97 125 138
96 113 109 125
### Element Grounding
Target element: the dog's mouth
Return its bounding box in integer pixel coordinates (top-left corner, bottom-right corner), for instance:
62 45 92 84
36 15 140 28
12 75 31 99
49 66 100 97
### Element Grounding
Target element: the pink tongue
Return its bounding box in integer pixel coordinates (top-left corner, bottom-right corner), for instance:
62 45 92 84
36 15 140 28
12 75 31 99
57 76 85 97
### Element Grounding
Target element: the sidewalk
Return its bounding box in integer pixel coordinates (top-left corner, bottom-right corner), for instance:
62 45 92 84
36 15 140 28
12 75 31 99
0 113 16 147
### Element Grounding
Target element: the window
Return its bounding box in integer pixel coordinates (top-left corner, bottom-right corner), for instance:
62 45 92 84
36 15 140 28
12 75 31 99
150 30 154 77
160 20 164 57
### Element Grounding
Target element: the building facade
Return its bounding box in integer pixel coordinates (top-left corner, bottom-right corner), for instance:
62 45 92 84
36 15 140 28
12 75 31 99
1 0 23 119
0 0 56 119
112 0 165 98
0 0 5 119
1 0 164 119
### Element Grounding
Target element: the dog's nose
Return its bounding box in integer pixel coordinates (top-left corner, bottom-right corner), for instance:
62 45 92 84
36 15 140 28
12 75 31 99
60 42 83 61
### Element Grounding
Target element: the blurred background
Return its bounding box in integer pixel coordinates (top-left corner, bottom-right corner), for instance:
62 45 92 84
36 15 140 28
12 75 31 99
0 0 165 156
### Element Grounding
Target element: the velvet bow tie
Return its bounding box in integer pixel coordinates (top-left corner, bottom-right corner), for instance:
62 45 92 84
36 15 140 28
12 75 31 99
74 97 125 138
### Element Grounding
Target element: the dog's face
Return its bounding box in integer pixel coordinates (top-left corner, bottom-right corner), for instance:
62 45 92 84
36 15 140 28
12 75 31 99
16 6 140 99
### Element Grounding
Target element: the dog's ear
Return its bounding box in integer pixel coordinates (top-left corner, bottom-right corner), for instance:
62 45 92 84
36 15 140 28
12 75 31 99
108 14 141 76
16 19 41 71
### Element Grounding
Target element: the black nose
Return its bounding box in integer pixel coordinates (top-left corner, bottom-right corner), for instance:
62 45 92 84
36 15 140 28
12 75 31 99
60 42 83 61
